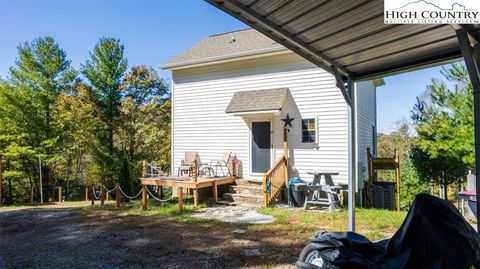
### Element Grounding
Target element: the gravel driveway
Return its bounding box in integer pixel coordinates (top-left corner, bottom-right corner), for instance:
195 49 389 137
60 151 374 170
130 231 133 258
0 205 299 269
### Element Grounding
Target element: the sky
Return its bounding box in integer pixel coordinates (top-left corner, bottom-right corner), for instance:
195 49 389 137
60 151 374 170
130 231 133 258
0 0 455 134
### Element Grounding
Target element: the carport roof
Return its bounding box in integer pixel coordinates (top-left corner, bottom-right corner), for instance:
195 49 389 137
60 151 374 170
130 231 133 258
205 0 480 81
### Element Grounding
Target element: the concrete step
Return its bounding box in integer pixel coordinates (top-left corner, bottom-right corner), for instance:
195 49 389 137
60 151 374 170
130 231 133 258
217 199 262 208
229 185 264 196
223 192 263 204
235 178 263 186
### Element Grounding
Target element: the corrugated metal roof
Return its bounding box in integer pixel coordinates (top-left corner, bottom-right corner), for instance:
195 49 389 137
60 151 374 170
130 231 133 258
162 28 286 69
225 88 288 113
206 0 480 81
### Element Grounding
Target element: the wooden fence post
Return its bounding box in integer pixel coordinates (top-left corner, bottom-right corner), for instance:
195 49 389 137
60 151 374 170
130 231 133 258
85 187 88 202
100 185 105 207
115 183 120 209
30 185 34 204
90 186 94 206
58 187 62 203
141 185 147 210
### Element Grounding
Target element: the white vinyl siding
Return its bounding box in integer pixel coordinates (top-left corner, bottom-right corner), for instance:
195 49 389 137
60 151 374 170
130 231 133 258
171 52 376 185
356 80 377 188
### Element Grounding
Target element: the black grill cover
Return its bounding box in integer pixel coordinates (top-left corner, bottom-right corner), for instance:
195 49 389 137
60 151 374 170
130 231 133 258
302 194 480 269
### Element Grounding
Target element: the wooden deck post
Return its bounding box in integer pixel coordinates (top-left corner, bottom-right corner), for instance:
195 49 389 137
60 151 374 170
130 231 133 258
193 188 198 207
283 129 289 201
262 175 268 208
58 187 62 203
141 185 147 210
177 187 183 211
192 160 198 182
115 183 120 209
142 160 148 178
100 185 105 207
212 180 218 204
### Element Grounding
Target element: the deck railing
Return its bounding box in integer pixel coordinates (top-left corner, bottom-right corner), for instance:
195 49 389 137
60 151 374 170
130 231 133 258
262 155 288 207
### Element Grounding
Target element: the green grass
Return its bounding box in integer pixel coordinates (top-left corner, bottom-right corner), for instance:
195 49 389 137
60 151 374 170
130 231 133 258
258 207 407 240
3 199 408 241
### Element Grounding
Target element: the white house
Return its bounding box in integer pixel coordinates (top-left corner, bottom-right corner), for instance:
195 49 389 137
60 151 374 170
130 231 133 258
162 29 382 197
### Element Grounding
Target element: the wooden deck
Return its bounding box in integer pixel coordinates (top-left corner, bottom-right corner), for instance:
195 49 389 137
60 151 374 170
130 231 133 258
140 176 236 210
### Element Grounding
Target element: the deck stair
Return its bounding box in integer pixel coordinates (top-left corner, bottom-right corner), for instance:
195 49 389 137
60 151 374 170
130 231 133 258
217 179 263 207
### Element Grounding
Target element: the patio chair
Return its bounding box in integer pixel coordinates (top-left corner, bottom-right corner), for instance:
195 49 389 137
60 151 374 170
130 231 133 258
208 152 232 177
178 151 200 177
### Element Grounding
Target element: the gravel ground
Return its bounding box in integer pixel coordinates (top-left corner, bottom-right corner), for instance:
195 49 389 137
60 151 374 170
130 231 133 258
0 205 299 269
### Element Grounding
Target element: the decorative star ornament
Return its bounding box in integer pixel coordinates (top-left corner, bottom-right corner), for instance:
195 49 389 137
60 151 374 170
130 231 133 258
282 113 294 128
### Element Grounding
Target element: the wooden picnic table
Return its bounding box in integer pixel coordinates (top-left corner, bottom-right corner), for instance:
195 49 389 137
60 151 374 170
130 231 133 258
302 172 341 211
140 175 236 211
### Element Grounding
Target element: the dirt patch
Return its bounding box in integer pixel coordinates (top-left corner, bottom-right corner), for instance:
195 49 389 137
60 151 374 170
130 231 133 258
0 206 300 268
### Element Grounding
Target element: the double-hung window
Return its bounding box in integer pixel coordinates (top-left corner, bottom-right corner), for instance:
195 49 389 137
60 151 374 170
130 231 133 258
302 118 316 143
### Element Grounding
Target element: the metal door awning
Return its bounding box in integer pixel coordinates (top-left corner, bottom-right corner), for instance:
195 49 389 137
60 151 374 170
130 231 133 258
206 0 480 233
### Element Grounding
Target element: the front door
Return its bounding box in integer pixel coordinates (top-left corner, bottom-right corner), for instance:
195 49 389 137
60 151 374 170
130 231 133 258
251 121 271 173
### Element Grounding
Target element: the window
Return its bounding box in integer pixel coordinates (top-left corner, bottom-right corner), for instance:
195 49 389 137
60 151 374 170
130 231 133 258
302 118 316 143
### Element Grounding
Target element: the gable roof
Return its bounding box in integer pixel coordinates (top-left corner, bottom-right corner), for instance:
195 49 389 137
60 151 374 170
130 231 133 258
225 88 288 114
162 28 287 70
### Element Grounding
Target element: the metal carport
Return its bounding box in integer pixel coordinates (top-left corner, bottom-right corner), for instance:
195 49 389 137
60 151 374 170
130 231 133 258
205 0 480 232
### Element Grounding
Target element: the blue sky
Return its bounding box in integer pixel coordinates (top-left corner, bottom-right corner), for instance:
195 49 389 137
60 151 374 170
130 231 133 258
0 0 453 134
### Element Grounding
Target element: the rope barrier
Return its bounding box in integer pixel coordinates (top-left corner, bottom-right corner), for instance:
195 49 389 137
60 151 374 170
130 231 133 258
118 185 142 199
103 185 116 193
145 186 176 202
92 186 101 200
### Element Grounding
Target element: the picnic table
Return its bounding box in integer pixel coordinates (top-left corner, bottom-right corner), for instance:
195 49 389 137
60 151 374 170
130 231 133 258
299 172 341 211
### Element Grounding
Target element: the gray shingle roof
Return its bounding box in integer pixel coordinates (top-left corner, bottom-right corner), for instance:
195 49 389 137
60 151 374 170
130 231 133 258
162 28 286 69
225 88 288 114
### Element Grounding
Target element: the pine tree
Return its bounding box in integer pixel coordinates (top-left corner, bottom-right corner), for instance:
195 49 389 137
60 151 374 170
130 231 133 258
0 37 76 202
82 37 128 182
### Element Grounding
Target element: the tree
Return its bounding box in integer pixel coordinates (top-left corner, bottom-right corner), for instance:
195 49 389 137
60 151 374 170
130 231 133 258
377 122 429 209
118 154 133 198
56 81 101 193
411 64 472 199
0 37 77 202
82 37 128 182
119 66 169 160
117 66 171 186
